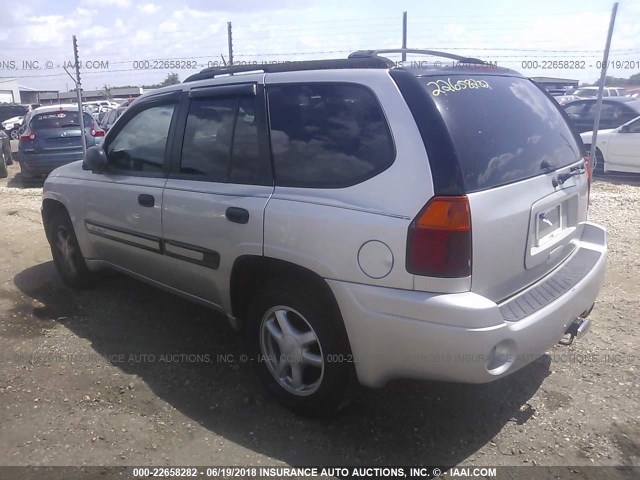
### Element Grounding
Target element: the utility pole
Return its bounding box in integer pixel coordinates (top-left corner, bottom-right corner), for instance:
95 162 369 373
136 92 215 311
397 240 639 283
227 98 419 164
72 35 87 158
590 2 618 173
402 12 407 62
227 22 234 66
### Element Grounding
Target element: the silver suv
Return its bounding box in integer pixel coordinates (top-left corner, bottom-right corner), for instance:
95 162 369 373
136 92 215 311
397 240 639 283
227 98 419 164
41 50 607 416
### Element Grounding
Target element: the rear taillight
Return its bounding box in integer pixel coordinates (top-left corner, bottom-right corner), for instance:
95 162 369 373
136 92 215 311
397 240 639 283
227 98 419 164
583 155 591 208
406 195 472 278
583 155 592 181
90 127 105 137
20 132 35 141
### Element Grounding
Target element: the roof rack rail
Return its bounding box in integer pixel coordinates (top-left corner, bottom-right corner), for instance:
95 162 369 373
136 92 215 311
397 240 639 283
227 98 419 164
349 49 486 65
184 57 394 83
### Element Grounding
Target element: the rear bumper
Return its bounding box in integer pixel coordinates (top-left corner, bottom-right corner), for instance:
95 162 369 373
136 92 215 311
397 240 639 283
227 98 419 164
328 222 607 388
19 151 84 178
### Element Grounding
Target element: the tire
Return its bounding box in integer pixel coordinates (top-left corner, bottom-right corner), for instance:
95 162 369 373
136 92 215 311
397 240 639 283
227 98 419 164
0 150 7 179
584 144 605 175
246 279 351 417
47 209 96 288
10 129 19 141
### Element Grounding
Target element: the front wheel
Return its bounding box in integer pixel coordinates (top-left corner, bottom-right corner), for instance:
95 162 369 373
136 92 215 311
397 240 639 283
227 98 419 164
47 209 96 288
247 280 352 416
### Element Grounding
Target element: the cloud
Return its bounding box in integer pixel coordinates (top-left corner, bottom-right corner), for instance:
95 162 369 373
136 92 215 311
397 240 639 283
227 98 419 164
102 0 132 7
137 3 161 14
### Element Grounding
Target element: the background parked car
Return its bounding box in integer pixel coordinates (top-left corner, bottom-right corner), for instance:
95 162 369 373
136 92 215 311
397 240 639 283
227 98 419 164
99 106 127 132
557 86 628 105
0 104 29 123
18 105 105 180
1 115 24 140
581 115 640 175
563 97 640 133
0 129 13 178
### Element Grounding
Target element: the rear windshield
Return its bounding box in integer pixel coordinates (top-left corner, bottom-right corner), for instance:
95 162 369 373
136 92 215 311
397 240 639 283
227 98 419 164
420 75 581 192
31 111 94 129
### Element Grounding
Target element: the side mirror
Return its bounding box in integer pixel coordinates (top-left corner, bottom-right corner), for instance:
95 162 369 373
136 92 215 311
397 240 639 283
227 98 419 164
619 125 630 133
83 145 108 173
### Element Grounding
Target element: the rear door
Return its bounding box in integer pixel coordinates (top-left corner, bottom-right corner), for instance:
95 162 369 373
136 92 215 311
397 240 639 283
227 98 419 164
417 74 589 302
162 81 273 310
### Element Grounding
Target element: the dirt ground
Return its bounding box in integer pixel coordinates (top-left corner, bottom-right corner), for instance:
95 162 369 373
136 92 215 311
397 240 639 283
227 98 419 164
0 147 639 473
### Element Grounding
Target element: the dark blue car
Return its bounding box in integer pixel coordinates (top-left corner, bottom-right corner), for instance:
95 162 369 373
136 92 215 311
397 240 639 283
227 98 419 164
18 106 105 180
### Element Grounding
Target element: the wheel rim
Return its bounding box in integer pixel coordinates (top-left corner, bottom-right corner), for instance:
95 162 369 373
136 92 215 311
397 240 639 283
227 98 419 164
10 130 19 140
55 226 78 276
259 306 324 396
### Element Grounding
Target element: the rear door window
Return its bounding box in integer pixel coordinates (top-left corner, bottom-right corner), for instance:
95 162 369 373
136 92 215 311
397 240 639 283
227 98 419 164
420 75 581 192
178 95 266 185
266 83 394 188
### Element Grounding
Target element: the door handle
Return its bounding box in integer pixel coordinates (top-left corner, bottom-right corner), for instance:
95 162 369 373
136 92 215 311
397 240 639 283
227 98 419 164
138 194 155 207
225 207 249 224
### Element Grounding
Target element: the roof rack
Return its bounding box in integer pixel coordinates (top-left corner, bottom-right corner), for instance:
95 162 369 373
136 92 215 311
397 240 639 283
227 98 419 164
348 48 486 65
184 57 394 83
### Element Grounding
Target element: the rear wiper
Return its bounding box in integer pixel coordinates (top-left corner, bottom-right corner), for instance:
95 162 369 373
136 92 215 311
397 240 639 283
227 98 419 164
554 165 585 186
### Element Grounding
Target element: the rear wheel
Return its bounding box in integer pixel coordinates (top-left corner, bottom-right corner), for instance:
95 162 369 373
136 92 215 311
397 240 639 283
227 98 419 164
247 279 351 417
585 144 605 175
47 209 96 288
0 150 7 178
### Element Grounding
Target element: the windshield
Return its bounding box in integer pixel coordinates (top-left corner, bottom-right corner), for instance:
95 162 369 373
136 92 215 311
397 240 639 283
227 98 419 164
419 75 581 192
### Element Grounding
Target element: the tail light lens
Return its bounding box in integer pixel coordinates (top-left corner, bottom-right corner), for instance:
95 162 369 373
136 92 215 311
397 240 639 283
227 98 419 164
583 155 592 181
90 127 105 137
583 155 591 207
407 195 472 277
20 131 35 141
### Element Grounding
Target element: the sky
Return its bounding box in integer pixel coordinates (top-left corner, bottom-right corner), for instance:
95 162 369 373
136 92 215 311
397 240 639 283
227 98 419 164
1 0 639 93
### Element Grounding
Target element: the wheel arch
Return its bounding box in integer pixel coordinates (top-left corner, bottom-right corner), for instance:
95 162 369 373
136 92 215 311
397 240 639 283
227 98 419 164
42 198 70 244
230 256 346 335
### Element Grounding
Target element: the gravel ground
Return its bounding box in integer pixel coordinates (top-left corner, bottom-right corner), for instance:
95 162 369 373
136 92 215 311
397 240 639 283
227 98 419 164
0 154 638 474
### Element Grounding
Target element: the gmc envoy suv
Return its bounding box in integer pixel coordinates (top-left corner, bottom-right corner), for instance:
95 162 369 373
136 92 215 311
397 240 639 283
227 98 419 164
41 50 607 415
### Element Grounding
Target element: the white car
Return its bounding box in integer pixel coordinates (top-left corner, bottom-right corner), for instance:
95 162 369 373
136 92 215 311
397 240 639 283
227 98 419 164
581 115 640 174
1 115 24 140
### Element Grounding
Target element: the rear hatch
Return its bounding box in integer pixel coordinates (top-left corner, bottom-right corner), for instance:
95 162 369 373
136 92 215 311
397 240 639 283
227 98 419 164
414 74 589 302
28 111 94 152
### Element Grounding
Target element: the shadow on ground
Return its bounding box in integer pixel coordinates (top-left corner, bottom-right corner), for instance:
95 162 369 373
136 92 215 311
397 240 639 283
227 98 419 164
593 172 640 187
13 261 549 465
6 172 44 189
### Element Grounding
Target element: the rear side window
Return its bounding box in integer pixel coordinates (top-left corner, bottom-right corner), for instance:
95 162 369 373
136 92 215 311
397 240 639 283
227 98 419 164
267 83 394 188
420 75 582 192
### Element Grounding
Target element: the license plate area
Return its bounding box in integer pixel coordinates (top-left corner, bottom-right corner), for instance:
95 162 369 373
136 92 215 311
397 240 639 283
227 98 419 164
526 190 580 270
536 204 562 247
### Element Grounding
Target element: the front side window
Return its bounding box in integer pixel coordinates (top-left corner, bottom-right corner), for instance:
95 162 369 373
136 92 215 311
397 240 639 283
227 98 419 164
626 117 640 133
267 83 394 188
107 103 175 173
